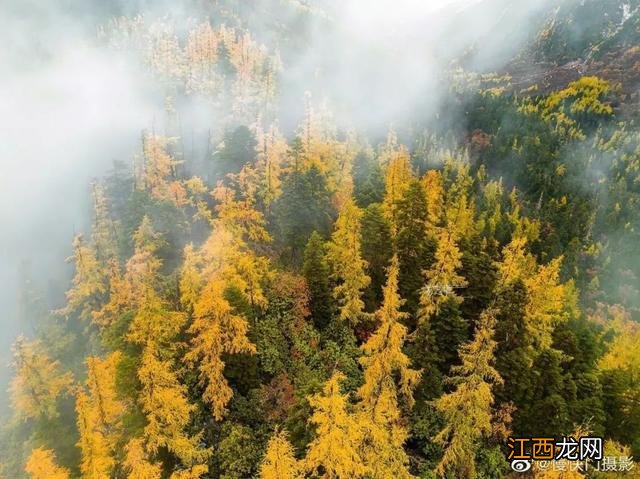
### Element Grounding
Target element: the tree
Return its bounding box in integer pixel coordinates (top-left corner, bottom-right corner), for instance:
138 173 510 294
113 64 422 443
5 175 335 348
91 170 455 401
360 203 393 310
123 438 162 479
418 229 467 324
305 372 367 478
76 390 113 479
9 336 73 420
57 234 108 322
138 346 208 466
25 448 70 479
260 430 302 479
303 232 333 329
395 180 436 316
435 308 503 479
382 146 414 235
275 165 335 262
357 254 421 479
325 198 370 324
91 182 119 262
215 125 258 181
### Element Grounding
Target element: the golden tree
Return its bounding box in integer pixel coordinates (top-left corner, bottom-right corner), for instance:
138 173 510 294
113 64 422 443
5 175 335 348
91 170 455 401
382 143 414 235
357 254 421 479
260 430 302 479
305 372 367 478
123 438 162 479
25 448 70 479
57 234 108 322
138 346 207 466
435 308 503 479
9 336 73 420
326 197 370 324
76 390 114 479
496 236 573 348
418 228 467 323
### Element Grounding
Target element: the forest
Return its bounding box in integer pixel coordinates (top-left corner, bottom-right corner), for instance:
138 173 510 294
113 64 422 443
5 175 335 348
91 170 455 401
2 0 640 478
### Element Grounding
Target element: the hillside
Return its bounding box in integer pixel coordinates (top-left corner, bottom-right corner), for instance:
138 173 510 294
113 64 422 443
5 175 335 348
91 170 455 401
2 1 640 478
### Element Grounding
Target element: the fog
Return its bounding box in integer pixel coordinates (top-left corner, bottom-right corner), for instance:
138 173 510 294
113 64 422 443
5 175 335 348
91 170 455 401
0 0 552 412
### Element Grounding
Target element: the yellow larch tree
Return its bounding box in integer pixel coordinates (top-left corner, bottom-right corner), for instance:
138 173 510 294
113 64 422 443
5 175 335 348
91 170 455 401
442 156 477 240
25 448 70 479
435 308 503 479
9 336 73 420
85 352 124 445
123 438 162 479
182 183 268 420
295 95 354 198
381 141 414 235
305 371 367 478
137 345 208 466
76 389 114 479
125 217 187 348
185 277 256 420
91 182 119 262
254 121 289 206
421 169 445 227
138 133 186 206
57 234 108 322
357 254 421 479
325 197 370 324
496 236 573 348
418 228 468 323
168 465 209 479
260 430 302 479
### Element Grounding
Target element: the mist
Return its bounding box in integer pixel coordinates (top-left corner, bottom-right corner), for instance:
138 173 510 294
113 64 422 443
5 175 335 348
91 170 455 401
0 0 554 414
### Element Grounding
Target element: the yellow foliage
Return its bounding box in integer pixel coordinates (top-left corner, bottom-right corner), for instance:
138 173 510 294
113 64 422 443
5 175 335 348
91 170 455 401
305 372 367 478
138 346 208 465
357 254 420 479
418 229 467 322
76 390 114 479
326 198 371 324
9 336 73 420
25 448 70 479
496 237 572 348
186 278 257 420
57 234 108 322
169 465 209 479
260 430 303 479
435 308 502 479
123 438 162 479
382 139 414 234
421 169 445 227
85 352 124 440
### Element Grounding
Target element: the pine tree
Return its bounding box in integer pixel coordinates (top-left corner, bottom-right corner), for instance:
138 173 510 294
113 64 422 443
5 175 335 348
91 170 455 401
391 180 435 317
260 430 302 479
435 308 503 479
303 232 333 329
326 198 370 324
305 372 367 478
25 448 70 479
357 254 421 479
9 336 73 420
360 203 393 310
